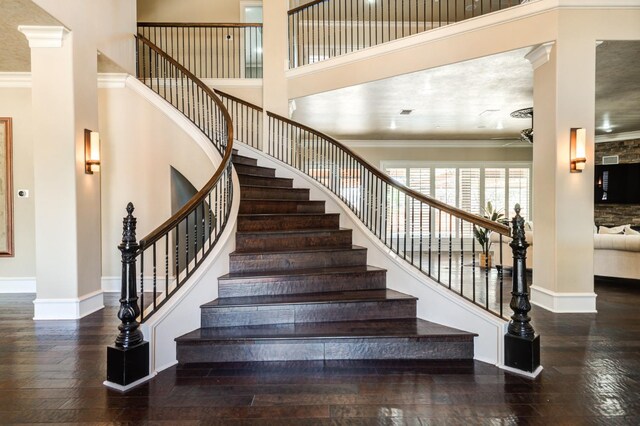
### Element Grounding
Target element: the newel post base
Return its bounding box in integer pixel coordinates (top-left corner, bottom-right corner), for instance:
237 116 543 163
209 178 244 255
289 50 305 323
504 333 540 373
504 204 541 375
106 341 150 387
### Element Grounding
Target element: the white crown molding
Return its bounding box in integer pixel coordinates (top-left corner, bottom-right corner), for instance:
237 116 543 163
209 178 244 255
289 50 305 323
530 285 597 313
525 42 555 70
595 130 640 143
0 72 130 88
342 139 530 149
0 277 36 293
0 73 31 88
18 25 69 48
33 289 104 320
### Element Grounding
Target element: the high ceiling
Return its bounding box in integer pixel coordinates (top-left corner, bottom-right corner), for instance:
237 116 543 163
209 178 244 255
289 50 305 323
292 41 640 142
2 1 639 142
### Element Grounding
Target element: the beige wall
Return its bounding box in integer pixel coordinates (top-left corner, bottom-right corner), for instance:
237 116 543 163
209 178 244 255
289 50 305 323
138 0 243 23
99 86 215 278
0 89 35 280
352 145 532 167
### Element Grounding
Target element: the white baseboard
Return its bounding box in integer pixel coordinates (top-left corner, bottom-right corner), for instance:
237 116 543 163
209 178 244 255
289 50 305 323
33 289 105 320
103 372 156 393
501 364 544 379
0 277 36 293
530 285 597 313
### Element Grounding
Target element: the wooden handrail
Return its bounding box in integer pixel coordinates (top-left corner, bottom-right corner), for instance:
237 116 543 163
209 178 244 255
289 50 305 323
214 89 264 112
267 111 510 236
289 0 328 15
136 33 235 248
138 22 263 28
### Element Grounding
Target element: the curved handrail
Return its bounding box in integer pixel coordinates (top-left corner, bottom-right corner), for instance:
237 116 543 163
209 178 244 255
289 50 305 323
136 34 234 248
267 111 509 236
138 22 263 28
136 34 234 246
131 34 235 321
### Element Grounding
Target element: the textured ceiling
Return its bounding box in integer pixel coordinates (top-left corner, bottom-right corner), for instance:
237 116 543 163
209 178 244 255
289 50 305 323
0 0 60 72
292 47 534 141
292 41 640 141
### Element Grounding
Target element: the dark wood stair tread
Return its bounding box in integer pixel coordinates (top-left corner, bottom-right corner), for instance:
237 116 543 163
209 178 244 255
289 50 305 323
176 318 476 342
201 289 416 308
230 244 367 256
241 184 308 190
219 265 384 280
236 227 351 236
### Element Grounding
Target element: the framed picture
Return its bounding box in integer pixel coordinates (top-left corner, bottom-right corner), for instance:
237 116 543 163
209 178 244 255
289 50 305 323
0 117 13 257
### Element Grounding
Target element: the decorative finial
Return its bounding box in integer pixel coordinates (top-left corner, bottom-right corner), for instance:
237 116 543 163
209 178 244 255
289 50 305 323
121 202 138 246
514 204 521 216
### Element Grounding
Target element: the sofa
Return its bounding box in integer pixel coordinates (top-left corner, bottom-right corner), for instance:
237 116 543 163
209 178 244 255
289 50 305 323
594 225 640 280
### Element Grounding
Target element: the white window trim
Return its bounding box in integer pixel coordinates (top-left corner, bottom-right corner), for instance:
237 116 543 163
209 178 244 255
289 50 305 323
380 160 533 222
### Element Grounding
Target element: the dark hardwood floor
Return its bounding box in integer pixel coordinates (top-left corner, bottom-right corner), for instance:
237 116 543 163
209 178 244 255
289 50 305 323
0 277 638 424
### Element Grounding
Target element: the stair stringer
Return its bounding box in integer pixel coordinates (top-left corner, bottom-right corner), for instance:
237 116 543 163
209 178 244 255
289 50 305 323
235 143 508 367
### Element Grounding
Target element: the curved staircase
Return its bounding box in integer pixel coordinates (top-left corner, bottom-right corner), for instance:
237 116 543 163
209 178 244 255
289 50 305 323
175 151 475 363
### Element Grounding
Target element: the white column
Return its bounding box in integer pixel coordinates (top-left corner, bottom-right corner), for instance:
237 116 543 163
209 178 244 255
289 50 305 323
529 35 597 313
20 25 103 319
261 0 290 153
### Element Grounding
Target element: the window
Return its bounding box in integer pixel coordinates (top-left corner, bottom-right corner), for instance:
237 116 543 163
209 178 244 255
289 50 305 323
383 162 531 231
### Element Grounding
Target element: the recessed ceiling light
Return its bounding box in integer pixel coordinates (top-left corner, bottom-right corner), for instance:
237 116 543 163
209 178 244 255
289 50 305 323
400 109 413 115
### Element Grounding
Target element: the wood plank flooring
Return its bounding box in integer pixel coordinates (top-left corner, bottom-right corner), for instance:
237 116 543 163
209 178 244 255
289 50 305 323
0 277 638 424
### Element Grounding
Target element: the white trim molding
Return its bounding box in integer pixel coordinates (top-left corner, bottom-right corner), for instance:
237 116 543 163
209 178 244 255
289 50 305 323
595 130 640 143
342 139 528 149
502 364 544 379
18 25 69 48
103 373 157 393
201 78 263 88
0 72 130 89
98 73 128 88
0 72 32 88
525 42 555 70
33 289 105 320
0 277 36 293
530 285 597 313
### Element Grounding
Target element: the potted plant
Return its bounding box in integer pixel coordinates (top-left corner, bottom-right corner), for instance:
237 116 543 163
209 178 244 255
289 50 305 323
473 201 508 268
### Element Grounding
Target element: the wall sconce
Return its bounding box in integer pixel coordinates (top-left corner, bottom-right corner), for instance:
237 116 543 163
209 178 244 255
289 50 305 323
570 127 586 173
84 129 100 174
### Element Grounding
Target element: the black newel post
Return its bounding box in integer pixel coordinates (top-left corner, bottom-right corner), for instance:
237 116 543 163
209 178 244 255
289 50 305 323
504 204 541 374
106 203 149 388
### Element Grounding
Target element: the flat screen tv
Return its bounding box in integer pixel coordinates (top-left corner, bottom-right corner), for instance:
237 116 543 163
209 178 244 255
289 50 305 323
594 163 640 204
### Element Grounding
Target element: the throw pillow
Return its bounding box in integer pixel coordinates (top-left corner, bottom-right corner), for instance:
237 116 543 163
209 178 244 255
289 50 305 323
624 226 640 235
598 225 627 234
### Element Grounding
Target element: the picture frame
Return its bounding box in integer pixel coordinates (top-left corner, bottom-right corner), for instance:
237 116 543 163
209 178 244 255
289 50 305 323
0 117 13 257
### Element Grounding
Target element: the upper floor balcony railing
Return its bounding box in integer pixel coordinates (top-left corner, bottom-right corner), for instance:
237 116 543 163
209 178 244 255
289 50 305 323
288 0 523 67
138 22 263 79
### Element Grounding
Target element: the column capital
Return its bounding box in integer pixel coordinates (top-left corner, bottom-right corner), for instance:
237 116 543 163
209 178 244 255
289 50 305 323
525 42 555 70
18 25 69 48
